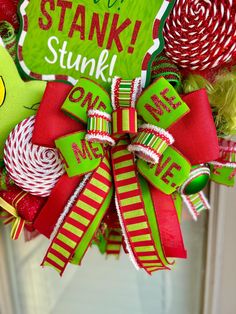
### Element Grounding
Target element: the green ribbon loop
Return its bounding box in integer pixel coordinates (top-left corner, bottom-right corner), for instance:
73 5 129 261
55 131 105 177
136 77 189 129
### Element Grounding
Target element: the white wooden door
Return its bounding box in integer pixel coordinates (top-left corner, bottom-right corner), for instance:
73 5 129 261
0 183 235 314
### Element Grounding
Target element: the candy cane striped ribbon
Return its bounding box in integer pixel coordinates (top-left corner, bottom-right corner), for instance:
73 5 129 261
112 139 170 274
42 155 113 275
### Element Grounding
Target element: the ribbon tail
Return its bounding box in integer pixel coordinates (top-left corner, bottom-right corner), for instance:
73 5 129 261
0 197 25 239
182 192 210 221
42 155 113 276
10 217 25 240
34 174 82 238
105 228 123 258
112 139 170 274
150 187 187 259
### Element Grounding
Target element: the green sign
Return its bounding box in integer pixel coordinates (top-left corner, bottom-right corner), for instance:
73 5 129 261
17 0 175 90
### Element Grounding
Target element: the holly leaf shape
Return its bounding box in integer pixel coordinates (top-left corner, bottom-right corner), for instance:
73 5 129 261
0 41 46 159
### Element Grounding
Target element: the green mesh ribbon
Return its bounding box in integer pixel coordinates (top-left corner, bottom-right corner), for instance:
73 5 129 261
0 21 17 61
151 53 181 90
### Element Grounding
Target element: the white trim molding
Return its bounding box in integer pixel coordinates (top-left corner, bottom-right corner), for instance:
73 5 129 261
204 182 236 314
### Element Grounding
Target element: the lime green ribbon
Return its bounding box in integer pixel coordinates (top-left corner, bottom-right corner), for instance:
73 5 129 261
57 77 191 195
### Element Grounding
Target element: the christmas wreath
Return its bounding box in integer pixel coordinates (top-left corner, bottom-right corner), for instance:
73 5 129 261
0 0 236 276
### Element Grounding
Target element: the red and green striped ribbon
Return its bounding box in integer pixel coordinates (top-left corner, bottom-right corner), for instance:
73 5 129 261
112 77 141 109
106 228 123 257
42 155 113 275
112 108 138 136
86 110 114 146
128 124 174 164
112 138 170 274
87 114 111 134
182 192 210 221
111 77 141 136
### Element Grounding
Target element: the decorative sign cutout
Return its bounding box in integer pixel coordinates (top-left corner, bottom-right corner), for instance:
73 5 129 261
17 0 175 90
0 43 46 159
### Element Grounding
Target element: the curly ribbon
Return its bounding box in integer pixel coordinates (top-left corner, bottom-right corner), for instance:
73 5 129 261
0 196 25 240
40 75 218 275
151 53 181 89
177 164 211 220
